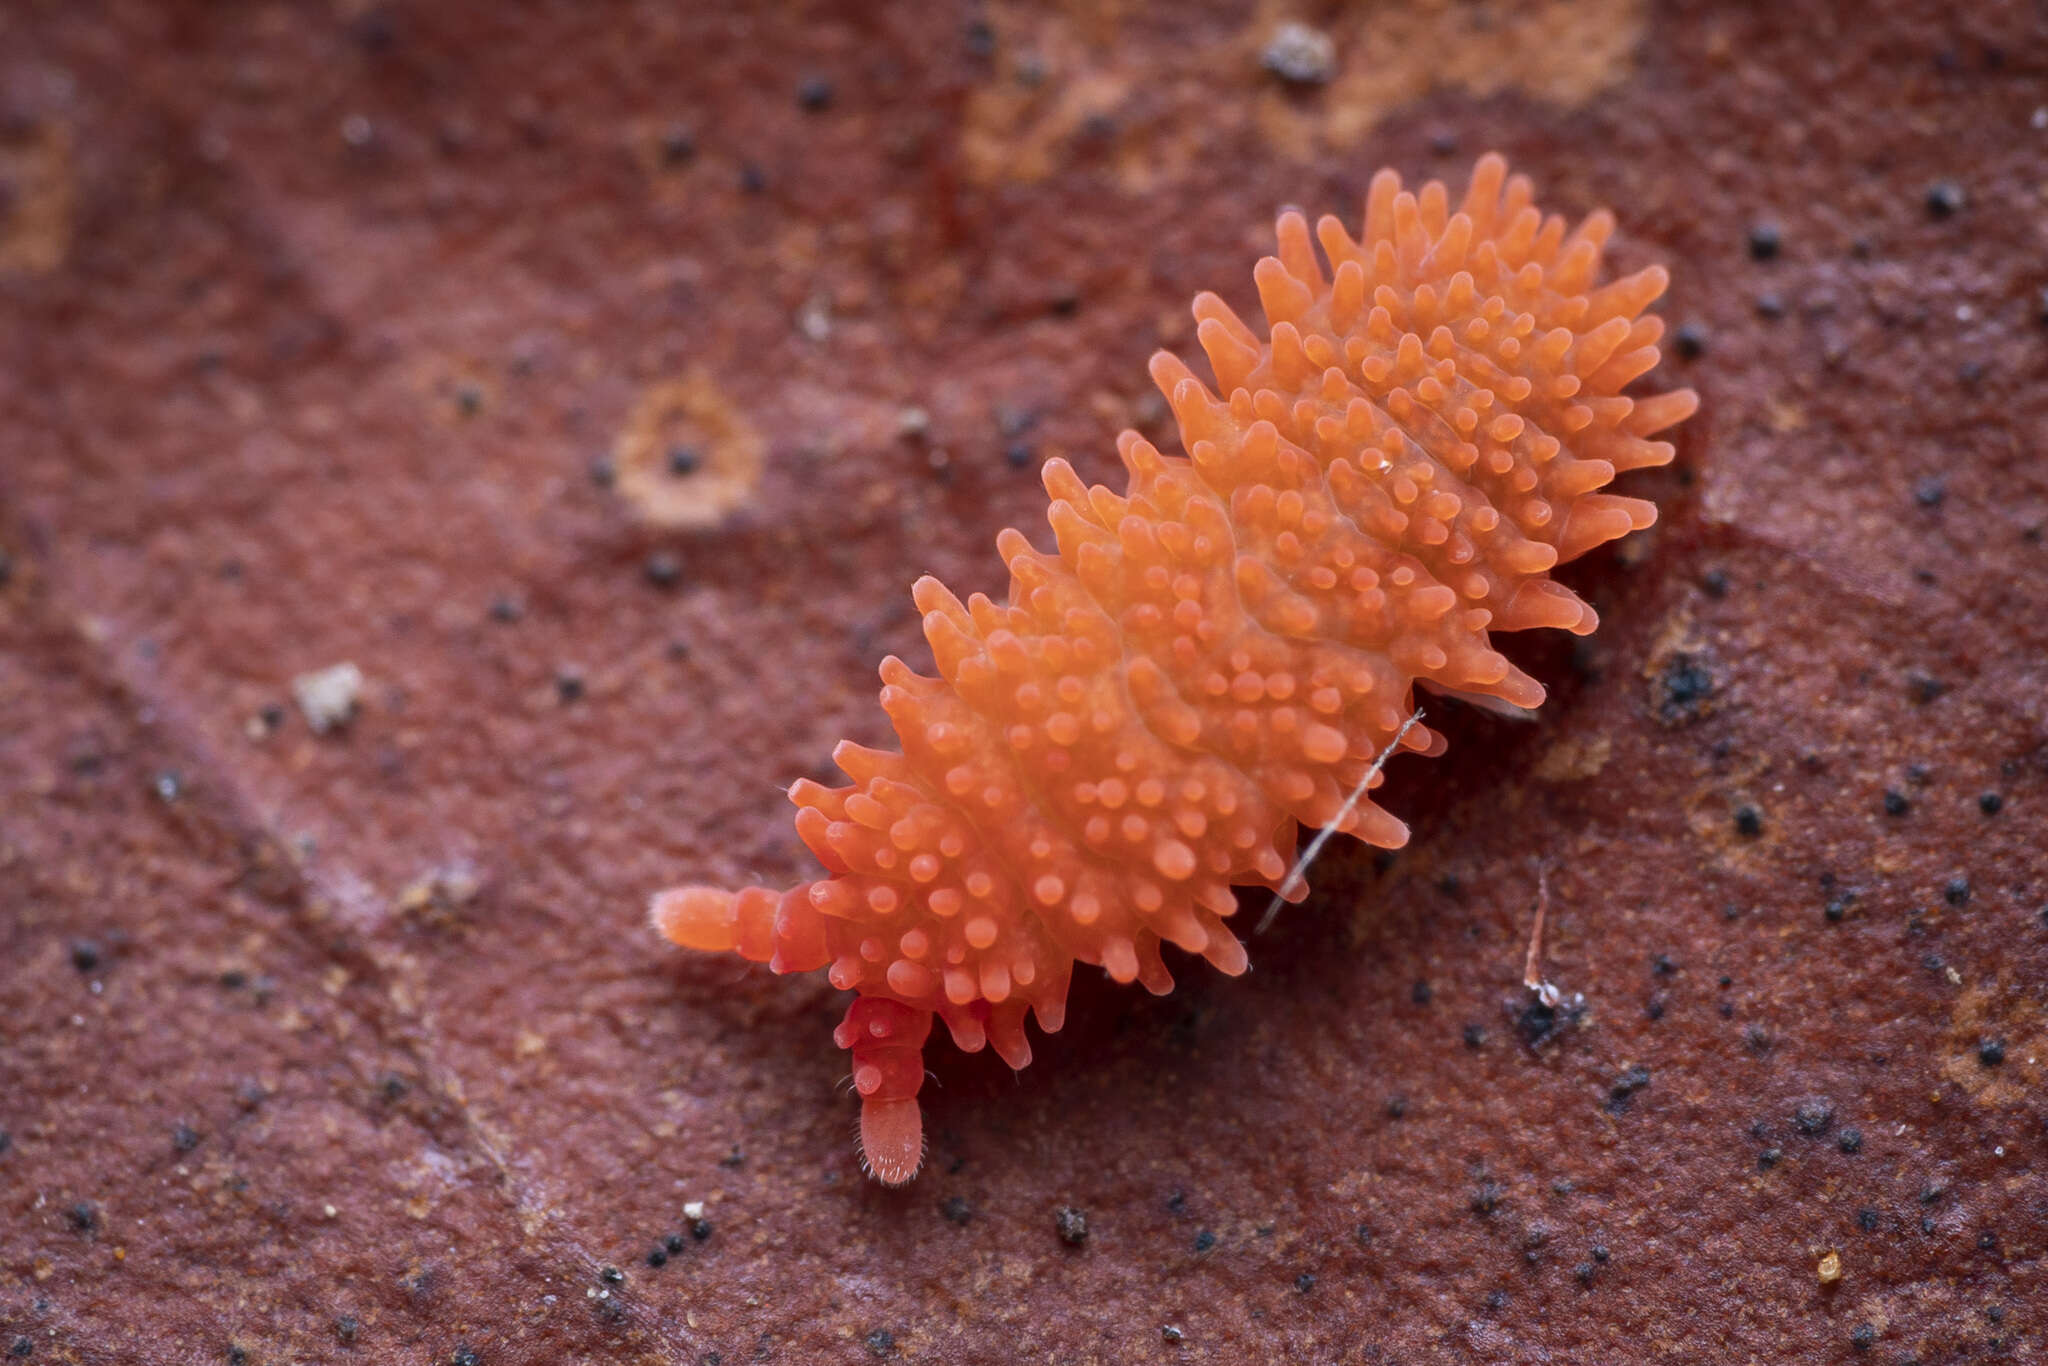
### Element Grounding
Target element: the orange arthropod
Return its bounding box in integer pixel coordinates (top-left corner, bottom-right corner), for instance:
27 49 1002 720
653 155 1697 1184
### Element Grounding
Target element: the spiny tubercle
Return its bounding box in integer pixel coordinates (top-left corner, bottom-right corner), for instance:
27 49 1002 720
653 154 1698 1185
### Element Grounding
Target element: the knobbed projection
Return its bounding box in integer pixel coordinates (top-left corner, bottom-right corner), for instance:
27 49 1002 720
653 154 1698 1184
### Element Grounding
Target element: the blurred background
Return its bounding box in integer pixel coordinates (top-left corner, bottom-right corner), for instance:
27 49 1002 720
2 3 2043 1363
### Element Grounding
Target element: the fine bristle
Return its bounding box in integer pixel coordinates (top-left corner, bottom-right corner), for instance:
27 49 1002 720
651 155 1695 1183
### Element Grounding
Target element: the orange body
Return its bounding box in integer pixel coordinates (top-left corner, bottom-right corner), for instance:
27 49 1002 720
653 155 1697 1185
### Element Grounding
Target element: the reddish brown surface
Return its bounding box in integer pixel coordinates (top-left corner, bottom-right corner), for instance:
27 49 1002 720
2 3 2043 1363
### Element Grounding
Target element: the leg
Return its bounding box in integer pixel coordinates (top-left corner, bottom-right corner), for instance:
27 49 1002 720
834 996 932 1186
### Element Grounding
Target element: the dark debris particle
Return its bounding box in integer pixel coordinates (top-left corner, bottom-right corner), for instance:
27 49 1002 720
1746 222 1782 261
1733 804 1763 838
1851 1323 1878 1352
659 125 695 165
1978 1231 1998 1252
1658 652 1714 722
1673 322 1707 360
1699 567 1728 598
451 1349 480 1366
646 1247 667 1267
1924 182 1965 218
1471 1181 1504 1216
664 1233 685 1253
690 1218 713 1240
1573 1261 1595 1285
1944 877 1971 906
1485 1290 1509 1312
599 1265 623 1285
7 1340 27 1359
666 445 702 477
553 670 585 704
173 1123 201 1153
1295 1272 1317 1293
69 939 101 972
1652 954 1676 976
1977 1037 2006 1066
1824 892 1854 923
1462 1023 1487 1050
68 1201 97 1233
1607 1065 1652 1113
588 455 616 487
1054 1206 1088 1246
864 1330 895 1358
1354 1222 1372 1246
1048 285 1081 317
963 18 995 57
1757 1147 1782 1171
1161 1326 1184 1344
940 1196 972 1226
643 551 683 589
454 384 482 417
1977 791 2003 815
488 594 524 624
228 1349 247 1366
738 162 766 194
335 1315 359 1343
1185 1229 1214 1254
1385 1095 1407 1119
1745 1023 1772 1052
1003 441 1035 470
1838 1128 1863 1154
718 1145 744 1168
1410 980 1432 1005
1884 789 1910 816
1913 477 1946 508
1755 292 1785 319
796 76 835 111
1858 1207 1879 1231
1794 1100 1835 1136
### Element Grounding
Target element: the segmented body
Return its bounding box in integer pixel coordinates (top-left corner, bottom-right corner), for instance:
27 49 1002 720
653 155 1697 1184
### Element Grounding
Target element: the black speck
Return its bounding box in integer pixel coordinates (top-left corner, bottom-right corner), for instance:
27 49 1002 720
1410 980 1432 1005
1003 441 1035 470
1851 1323 1877 1351
865 1329 895 1358
643 551 683 590
1166 1190 1186 1215
451 1348 480 1366
488 595 524 624
1428 128 1460 155
1607 1065 1652 1113
963 19 995 58
1794 1100 1834 1136
1471 1181 1503 1216
1907 673 1946 705
1160 1326 1184 1344
1054 1206 1088 1246
1733 804 1763 838
599 1265 623 1285
454 384 482 417
796 77 835 112
719 1145 744 1168
1385 1095 1407 1119
1462 1023 1486 1050
1192 1229 1216 1253
1574 1261 1595 1285
1978 1037 2006 1066
667 446 702 477
1652 954 1676 976
690 1218 713 1241
1858 1208 1879 1231
1049 285 1081 317
1824 892 1854 923
1838 1128 1863 1154
1745 1023 1772 1052
553 669 585 705
227 1349 247 1366
1658 652 1714 723
1673 323 1707 361
1747 222 1781 261
68 1201 97 1233
940 1196 972 1226
1755 292 1785 319
1485 1290 1509 1312
1354 1222 1372 1246
1592 1244 1610 1262
1700 567 1728 598
69 939 101 972
660 126 695 165
1944 877 1971 906
1757 1147 1782 1170
1884 789 1910 817
588 456 616 488
1924 182 1965 218
1913 477 1946 508
646 1247 667 1267
1977 791 2003 815
738 162 767 194
1295 1272 1316 1293
664 1233 684 1253
7 1340 27 1359
173 1123 201 1153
